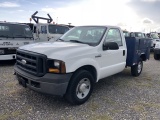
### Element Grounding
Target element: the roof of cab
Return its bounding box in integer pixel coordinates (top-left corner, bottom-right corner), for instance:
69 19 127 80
75 25 121 29
0 21 29 26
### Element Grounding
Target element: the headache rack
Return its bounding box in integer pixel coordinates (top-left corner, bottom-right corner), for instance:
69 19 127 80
16 49 47 77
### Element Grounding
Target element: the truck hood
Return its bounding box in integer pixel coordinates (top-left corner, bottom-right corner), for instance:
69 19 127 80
48 34 62 41
19 41 95 60
0 38 33 48
152 39 160 42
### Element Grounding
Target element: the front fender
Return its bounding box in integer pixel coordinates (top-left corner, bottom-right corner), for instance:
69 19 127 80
65 58 100 81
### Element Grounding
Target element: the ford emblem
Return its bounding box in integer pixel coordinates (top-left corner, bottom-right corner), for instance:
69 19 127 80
21 59 27 65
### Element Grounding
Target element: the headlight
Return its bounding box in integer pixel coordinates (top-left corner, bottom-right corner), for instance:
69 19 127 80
0 49 5 55
47 59 66 73
54 61 60 68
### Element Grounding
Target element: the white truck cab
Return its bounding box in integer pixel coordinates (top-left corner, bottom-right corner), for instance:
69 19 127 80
26 11 70 42
0 22 34 60
147 32 160 49
29 23 69 41
14 25 150 105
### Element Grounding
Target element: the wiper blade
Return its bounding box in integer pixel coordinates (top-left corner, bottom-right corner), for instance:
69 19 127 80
25 36 33 38
0 35 13 38
14 35 24 36
69 40 85 44
14 35 33 38
57 38 64 41
14 35 26 38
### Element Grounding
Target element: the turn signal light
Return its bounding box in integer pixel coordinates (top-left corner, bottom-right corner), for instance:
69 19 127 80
49 68 60 73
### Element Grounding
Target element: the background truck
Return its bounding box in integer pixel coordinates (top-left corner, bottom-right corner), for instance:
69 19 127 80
146 32 160 49
154 42 160 60
14 26 151 105
27 23 70 42
26 11 70 42
0 22 34 60
122 30 130 37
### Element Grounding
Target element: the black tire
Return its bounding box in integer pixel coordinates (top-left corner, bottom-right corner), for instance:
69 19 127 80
131 58 143 77
65 70 94 105
154 53 160 60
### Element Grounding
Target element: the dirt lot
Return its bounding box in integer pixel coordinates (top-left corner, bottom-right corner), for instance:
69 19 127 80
0 53 160 120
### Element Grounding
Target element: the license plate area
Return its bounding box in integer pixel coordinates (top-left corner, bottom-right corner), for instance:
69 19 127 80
17 74 28 88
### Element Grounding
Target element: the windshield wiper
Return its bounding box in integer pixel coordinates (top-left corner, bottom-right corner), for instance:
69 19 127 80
0 35 13 38
69 40 86 44
25 36 33 38
14 35 33 38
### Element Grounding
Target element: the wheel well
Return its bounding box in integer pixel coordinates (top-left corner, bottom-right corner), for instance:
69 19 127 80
75 65 97 83
140 54 146 61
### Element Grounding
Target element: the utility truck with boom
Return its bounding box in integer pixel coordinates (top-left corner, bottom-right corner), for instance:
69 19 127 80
27 11 69 41
14 25 151 105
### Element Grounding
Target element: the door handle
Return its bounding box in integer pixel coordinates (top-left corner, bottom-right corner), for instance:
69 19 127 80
95 54 102 58
123 50 125 56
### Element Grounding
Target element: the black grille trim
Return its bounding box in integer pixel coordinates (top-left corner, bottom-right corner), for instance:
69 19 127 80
16 49 47 77
0 48 17 55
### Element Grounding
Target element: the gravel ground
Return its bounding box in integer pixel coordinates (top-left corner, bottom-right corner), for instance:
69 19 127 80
0 53 160 120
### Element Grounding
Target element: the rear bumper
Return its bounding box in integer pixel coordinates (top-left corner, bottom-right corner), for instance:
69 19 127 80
0 54 16 60
14 65 73 96
154 49 160 54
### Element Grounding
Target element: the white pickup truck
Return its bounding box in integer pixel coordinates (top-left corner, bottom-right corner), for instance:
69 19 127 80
14 26 150 105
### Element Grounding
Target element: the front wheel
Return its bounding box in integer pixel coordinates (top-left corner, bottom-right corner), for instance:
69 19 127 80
131 59 143 77
65 70 94 105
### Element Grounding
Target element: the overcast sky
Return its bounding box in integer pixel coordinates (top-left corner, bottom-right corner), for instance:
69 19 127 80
0 0 160 32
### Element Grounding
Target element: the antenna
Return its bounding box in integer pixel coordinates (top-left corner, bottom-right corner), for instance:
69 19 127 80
31 11 53 23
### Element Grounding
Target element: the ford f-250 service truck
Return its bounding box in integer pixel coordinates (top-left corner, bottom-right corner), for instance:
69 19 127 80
0 22 34 60
14 26 150 105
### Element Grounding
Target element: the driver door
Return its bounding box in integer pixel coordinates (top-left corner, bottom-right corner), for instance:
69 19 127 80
98 28 126 79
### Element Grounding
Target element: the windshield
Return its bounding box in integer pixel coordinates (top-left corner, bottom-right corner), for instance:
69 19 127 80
49 25 69 34
135 32 145 38
59 26 107 46
0 23 33 38
151 33 159 39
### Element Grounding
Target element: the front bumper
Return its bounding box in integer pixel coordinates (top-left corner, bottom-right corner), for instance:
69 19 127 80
0 54 16 60
154 49 160 54
14 65 73 96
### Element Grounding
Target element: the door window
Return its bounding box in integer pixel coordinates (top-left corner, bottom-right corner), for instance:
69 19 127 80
41 26 47 34
105 28 123 46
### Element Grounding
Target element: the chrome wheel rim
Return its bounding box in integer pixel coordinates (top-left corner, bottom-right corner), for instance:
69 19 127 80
76 78 91 99
138 61 142 73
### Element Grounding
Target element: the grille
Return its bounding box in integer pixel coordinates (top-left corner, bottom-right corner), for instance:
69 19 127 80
16 49 47 77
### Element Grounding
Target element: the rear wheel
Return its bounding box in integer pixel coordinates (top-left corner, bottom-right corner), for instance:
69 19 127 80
65 70 94 105
154 53 160 60
131 59 143 77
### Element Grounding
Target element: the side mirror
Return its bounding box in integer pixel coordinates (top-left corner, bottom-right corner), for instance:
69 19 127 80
103 42 119 50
